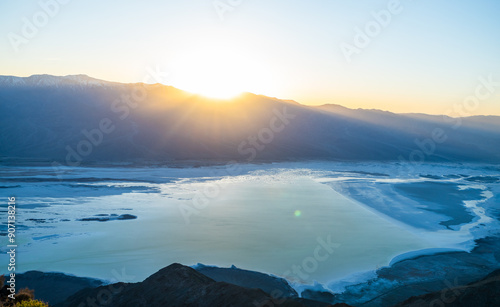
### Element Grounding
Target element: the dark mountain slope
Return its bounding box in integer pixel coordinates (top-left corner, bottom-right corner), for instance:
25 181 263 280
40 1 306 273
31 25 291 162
57 263 338 307
393 269 500 307
1 75 499 164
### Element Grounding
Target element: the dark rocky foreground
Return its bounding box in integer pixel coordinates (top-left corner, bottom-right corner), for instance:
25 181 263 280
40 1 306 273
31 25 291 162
394 269 500 307
12 261 500 307
54 264 340 307
195 264 299 299
11 271 104 305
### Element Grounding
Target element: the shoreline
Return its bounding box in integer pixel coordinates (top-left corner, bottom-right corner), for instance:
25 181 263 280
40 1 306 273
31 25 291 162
0 242 484 292
2 162 499 306
4 234 500 307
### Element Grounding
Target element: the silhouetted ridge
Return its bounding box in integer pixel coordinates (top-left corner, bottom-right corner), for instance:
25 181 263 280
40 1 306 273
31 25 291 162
58 263 338 307
1 74 499 164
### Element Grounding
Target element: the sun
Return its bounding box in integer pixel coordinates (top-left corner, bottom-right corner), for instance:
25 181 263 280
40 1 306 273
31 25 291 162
172 47 247 99
169 35 270 100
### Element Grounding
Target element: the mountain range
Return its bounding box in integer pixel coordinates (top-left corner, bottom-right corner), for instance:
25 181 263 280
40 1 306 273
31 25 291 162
1 74 499 165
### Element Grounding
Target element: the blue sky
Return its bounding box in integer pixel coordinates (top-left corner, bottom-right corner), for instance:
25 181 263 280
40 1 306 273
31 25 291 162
1 0 500 114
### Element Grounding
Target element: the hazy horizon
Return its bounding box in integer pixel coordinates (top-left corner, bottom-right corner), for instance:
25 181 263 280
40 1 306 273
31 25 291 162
2 0 500 115
3 73 500 118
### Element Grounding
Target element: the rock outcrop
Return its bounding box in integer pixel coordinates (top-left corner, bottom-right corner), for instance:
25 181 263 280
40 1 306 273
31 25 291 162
57 263 342 307
393 269 500 307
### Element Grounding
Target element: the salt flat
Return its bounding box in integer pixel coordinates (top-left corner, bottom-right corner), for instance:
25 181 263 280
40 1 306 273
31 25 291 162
1 162 498 291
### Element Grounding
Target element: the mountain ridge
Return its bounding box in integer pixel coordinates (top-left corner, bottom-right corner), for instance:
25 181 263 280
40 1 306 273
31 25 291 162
0 74 117 88
56 263 338 307
1 74 499 164
2 74 500 118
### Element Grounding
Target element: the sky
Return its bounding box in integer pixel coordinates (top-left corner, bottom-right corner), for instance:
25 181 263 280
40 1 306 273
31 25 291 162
1 0 500 115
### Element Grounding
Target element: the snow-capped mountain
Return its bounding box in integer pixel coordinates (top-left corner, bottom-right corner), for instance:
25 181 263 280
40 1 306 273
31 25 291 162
0 74 115 89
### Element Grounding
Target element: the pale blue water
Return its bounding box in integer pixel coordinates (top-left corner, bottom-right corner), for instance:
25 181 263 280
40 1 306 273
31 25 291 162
1 162 498 288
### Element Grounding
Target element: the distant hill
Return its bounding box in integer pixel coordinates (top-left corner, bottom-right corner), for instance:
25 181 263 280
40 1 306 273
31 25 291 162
1 74 499 165
56 263 337 307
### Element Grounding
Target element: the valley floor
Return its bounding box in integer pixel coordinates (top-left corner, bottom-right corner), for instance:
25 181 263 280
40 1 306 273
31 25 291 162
1 162 499 305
